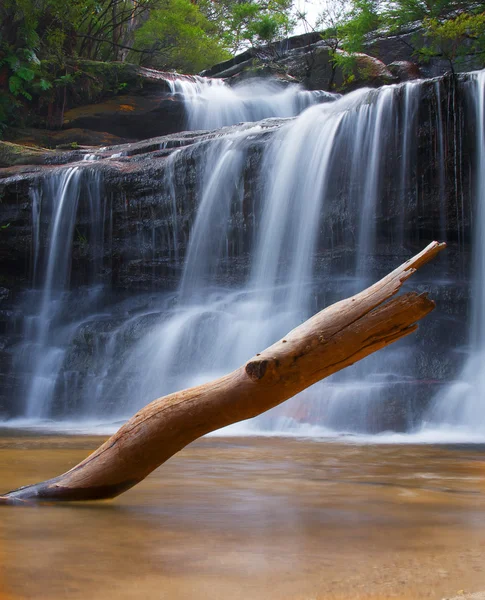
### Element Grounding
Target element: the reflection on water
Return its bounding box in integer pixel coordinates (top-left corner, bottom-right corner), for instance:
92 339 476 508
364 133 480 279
1 436 485 600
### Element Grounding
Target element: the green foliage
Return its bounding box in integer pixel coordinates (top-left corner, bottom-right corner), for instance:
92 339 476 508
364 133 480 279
321 1 485 74
420 11 485 70
199 0 293 52
133 0 230 73
339 0 381 53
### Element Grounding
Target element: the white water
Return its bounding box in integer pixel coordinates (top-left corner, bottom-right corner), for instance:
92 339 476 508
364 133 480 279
13 168 106 419
21 168 83 419
5 74 481 442
99 82 435 432
424 71 485 435
168 75 335 130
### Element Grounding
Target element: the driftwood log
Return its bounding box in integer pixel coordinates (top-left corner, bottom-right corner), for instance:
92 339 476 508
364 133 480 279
0 241 445 504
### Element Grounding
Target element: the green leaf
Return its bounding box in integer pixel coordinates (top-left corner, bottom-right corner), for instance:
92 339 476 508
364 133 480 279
6 55 20 71
39 78 53 91
8 75 23 95
55 73 74 85
16 66 36 82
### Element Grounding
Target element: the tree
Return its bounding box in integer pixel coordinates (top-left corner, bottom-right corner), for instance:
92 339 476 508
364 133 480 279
420 10 485 73
1 242 444 504
132 0 230 73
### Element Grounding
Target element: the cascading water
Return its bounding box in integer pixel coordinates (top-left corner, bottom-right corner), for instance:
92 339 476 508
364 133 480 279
74 81 449 432
3 73 476 437
424 70 485 434
168 75 334 130
12 168 107 421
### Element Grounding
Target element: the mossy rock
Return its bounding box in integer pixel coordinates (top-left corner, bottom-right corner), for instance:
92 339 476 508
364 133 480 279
5 127 128 149
0 141 52 168
62 60 173 107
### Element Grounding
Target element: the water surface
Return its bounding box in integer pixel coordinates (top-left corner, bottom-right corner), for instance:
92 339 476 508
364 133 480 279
1 436 485 599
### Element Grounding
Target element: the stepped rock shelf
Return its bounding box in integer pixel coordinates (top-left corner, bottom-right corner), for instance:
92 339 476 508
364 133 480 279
0 70 480 434
0 242 444 504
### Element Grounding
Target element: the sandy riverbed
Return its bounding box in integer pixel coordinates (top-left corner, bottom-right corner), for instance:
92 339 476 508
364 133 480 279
1 435 485 599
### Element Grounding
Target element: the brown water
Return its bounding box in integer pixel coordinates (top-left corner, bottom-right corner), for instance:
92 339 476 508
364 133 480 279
1 435 485 600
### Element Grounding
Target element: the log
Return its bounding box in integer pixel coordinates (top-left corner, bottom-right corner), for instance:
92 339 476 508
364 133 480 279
0 241 445 504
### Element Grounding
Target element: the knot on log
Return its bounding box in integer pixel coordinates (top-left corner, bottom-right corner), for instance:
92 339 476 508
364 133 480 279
245 359 269 381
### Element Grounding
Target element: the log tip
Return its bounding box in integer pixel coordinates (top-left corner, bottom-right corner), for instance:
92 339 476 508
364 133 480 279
404 241 446 272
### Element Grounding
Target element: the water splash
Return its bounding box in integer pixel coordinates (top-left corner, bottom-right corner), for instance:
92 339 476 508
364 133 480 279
168 75 335 130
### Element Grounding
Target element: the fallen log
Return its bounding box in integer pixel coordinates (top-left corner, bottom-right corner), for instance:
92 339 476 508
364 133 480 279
0 241 445 504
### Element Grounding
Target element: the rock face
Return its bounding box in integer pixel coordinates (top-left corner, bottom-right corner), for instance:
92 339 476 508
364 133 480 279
0 73 478 429
5 62 189 147
0 74 473 293
5 29 484 150
61 93 185 141
204 28 484 93
202 35 400 92
0 141 54 168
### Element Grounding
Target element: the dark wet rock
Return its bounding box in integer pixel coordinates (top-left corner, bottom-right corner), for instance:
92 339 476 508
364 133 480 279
299 49 395 91
0 76 473 294
365 29 485 78
201 32 323 78
207 42 397 93
6 61 191 149
206 28 482 94
364 31 419 67
62 93 185 140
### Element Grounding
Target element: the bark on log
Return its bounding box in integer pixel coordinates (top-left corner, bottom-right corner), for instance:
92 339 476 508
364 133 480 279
0 242 445 504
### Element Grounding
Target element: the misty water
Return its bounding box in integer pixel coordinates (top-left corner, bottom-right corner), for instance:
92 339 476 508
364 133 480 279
2 71 483 442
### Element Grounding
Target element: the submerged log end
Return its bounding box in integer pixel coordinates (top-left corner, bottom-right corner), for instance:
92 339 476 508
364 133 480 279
3 476 140 503
0 495 34 506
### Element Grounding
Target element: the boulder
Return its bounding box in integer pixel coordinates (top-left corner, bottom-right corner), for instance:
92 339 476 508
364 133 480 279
283 46 395 92
387 61 421 81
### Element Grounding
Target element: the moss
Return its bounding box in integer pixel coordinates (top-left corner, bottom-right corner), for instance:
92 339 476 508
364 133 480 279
0 140 52 167
55 141 80 149
5 127 126 149
63 60 165 107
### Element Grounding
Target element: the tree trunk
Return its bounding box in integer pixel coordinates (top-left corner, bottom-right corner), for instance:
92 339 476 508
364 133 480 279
0 242 445 505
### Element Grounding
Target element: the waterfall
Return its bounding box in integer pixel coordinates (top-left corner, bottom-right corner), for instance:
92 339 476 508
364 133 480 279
99 81 440 432
4 73 474 436
168 75 335 130
13 168 107 420
425 71 485 433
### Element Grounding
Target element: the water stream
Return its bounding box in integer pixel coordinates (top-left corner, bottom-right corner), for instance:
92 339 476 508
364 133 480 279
3 73 483 438
168 75 335 130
